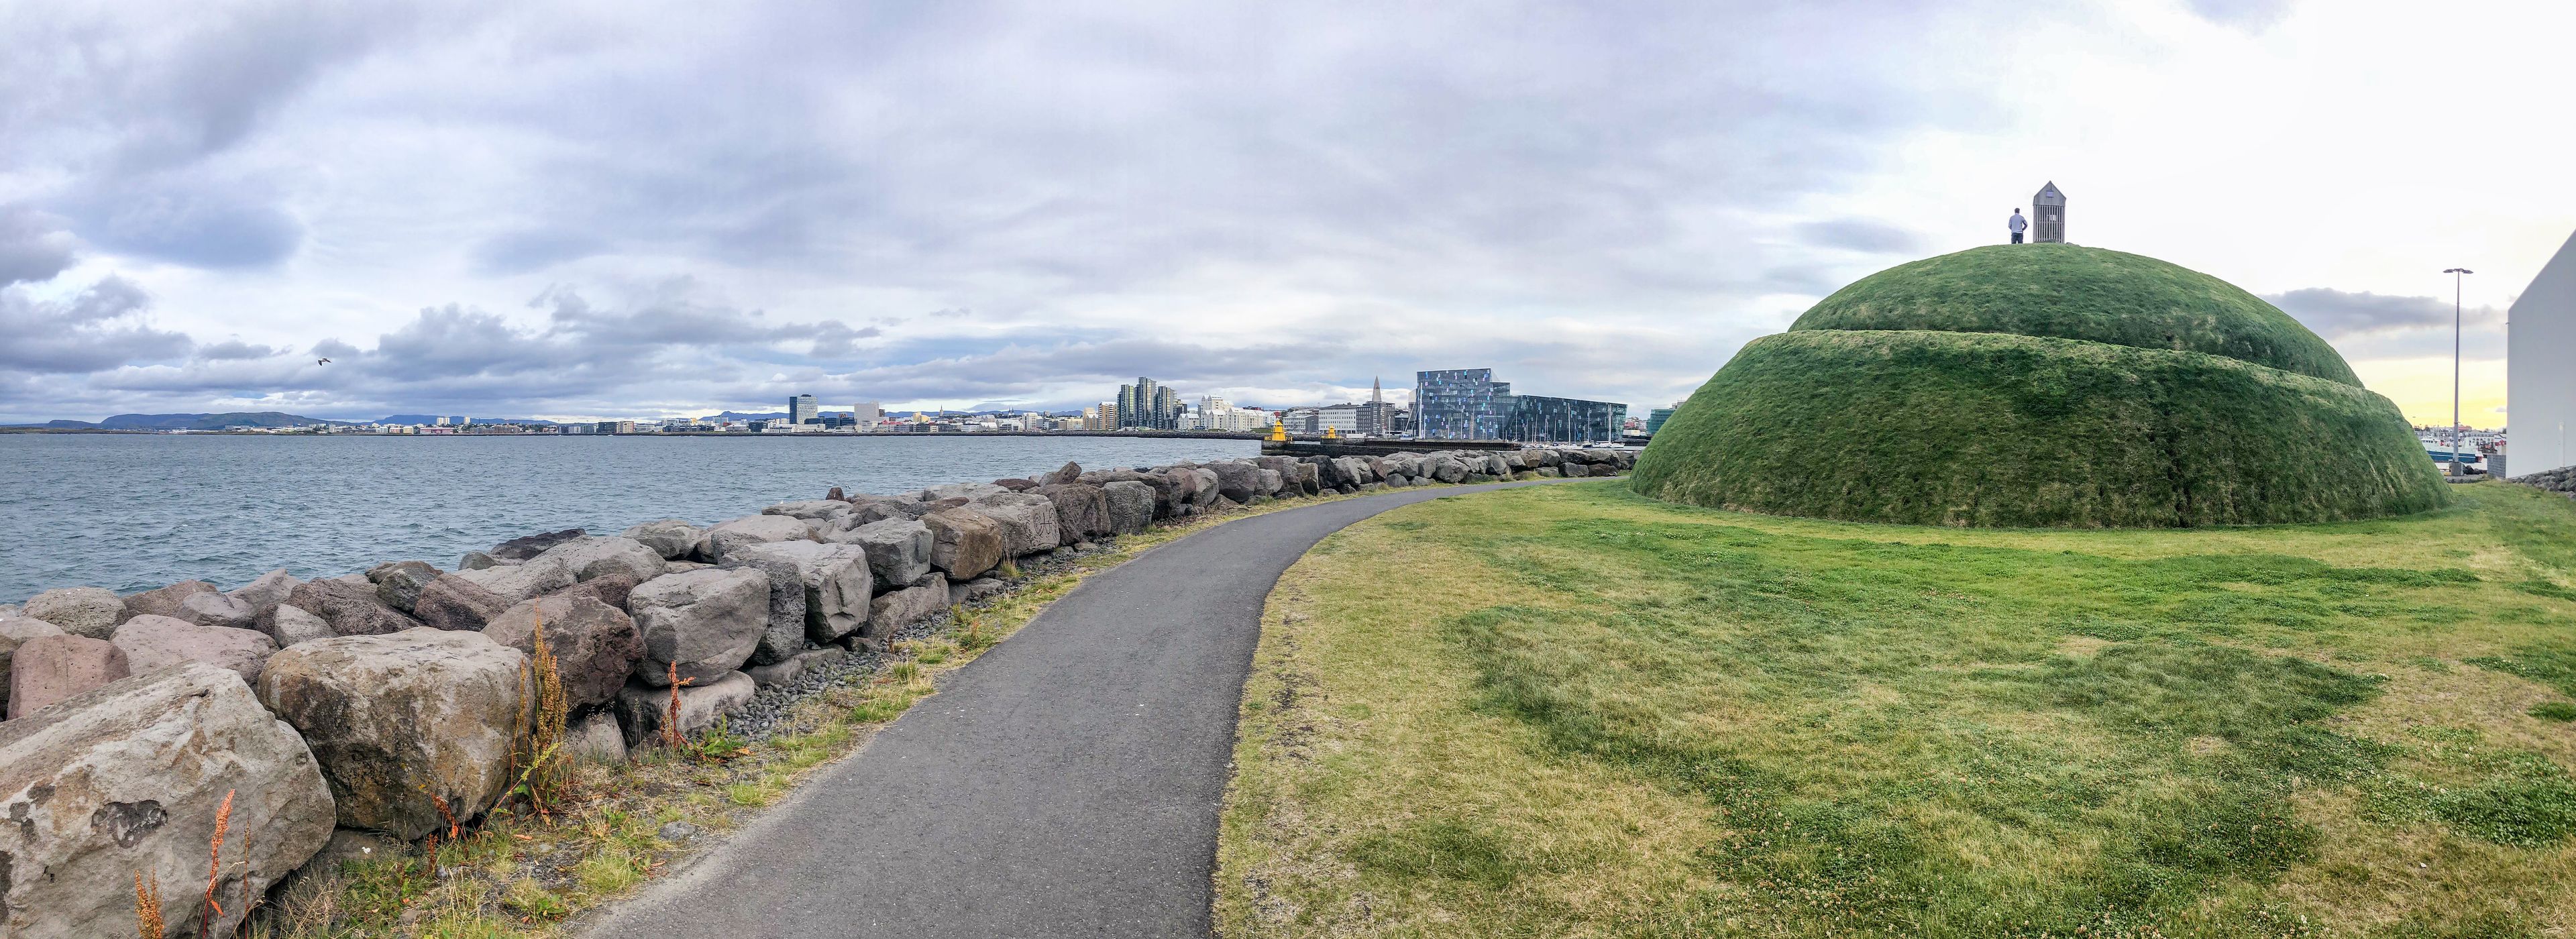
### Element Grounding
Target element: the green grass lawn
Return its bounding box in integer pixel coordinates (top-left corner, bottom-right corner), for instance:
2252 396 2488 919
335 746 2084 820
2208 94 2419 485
1218 481 2576 938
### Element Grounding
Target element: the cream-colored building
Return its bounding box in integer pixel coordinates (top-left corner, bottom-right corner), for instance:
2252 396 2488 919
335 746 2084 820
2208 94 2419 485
2510 229 2576 474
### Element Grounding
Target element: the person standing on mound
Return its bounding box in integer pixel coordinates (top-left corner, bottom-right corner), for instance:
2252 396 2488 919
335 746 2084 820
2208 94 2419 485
2008 209 2027 243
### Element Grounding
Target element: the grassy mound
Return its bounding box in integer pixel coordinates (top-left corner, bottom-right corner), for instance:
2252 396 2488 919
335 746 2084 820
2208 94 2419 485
1631 330 2447 527
1789 244 2361 385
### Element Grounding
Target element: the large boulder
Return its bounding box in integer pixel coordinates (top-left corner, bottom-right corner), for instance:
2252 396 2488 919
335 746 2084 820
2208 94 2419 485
0 663 333 939
0 616 66 717
865 574 949 641
225 569 303 622
1101 481 1156 535
120 580 217 624
265 606 335 647
1207 461 1267 502
922 482 1009 501
834 518 934 587
696 514 812 563
1186 467 1222 508
621 519 706 561
413 573 511 632
625 567 770 687
257 629 527 840
726 541 873 661
848 496 934 527
1043 461 1083 485
448 553 577 602
23 586 123 639
171 590 256 630
763 500 853 522
7 635 130 719
482 593 645 713
568 711 627 763
1428 455 1469 484
1032 483 1112 545
111 614 277 684
967 492 1063 557
537 536 667 584
612 671 756 749
922 508 1006 579
282 577 423 637
366 561 443 614
488 528 586 561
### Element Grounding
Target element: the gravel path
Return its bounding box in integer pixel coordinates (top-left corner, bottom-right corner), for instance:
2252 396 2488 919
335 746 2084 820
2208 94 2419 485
580 480 1559 938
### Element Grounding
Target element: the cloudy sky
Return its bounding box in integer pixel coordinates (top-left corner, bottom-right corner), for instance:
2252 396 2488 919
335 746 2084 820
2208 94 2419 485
2 0 2567 426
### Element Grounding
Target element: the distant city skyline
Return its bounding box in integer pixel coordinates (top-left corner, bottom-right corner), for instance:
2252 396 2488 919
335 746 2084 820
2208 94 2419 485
2 2 2565 427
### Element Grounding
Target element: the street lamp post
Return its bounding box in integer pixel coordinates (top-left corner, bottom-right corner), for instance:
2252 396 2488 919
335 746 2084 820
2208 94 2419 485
2443 267 2473 472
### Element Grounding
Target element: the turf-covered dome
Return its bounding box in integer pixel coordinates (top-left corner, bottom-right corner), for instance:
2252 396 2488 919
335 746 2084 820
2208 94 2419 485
1633 245 2447 527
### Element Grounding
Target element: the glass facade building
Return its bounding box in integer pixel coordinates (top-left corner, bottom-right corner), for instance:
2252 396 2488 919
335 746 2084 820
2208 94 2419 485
1414 368 1514 440
1415 368 1626 442
1645 407 1676 434
1505 395 1627 444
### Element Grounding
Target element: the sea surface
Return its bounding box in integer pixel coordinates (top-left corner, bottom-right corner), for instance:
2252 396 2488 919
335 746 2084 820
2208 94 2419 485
0 433 1260 601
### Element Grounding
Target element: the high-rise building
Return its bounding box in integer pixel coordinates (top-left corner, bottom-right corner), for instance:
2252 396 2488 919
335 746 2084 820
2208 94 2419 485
790 394 819 425
853 402 883 426
2513 228 2576 474
1414 368 1513 440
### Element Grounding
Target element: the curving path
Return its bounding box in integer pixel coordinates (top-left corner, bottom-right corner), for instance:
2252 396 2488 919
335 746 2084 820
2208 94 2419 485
582 480 1560 938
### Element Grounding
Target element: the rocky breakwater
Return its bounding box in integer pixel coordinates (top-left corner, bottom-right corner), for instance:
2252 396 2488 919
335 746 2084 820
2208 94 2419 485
0 446 1629 935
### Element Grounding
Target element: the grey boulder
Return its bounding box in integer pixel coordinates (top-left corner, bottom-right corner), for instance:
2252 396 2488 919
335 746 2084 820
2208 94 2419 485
482 593 645 713
922 482 1009 501
111 614 278 683
170 590 256 630
763 500 853 522
614 671 756 748
1032 483 1111 545
257 628 527 840
696 514 812 563
539 535 668 584
625 567 770 687
413 573 512 632
226 569 303 622
266 605 336 647
366 561 443 614
489 528 586 561
922 508 1006 579
865 573 949 640
621 519 705 560
23 586 123 639
727 541 873 655
282 577 424 637
834 518 934 587
0 662 333 939
1101 481 1156 535
120 580 218 624
965 492 1063 557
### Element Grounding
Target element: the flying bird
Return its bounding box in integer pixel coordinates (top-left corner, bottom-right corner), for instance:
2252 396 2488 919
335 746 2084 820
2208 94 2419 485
317 357 331 365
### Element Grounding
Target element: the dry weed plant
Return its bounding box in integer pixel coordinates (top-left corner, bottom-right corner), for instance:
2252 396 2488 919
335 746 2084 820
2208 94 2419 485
134 871 164 938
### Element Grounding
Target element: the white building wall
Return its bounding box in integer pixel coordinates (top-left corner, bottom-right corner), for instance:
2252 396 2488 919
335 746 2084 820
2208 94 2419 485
2511 229 2576 474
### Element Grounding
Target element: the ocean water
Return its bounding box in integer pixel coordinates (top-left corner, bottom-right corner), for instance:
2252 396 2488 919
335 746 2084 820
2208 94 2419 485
0 433 1260 601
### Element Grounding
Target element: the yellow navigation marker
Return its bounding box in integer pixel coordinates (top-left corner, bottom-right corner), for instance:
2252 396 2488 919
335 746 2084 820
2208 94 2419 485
1321 425 1340 440
1268 419 1288 443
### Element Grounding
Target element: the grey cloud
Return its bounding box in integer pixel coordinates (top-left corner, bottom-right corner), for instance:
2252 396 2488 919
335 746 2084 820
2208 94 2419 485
196 340 283 360
0 207 78 285
66 173 305 268
2268 287 2498 339
0 276 193 373
1794 219 1923 254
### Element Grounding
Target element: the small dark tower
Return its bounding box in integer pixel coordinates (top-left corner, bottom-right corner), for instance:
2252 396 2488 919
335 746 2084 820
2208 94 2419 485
2033 182 2067 243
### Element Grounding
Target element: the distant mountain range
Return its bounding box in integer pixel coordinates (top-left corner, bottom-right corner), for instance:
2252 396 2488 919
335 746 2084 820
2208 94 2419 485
17 412 358 431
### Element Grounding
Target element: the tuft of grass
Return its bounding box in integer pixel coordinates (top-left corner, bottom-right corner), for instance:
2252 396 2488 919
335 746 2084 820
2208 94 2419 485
2531 702 2576 722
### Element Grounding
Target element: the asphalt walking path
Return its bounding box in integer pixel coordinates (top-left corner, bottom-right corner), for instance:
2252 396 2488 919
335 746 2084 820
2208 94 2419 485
583 480 1558 939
